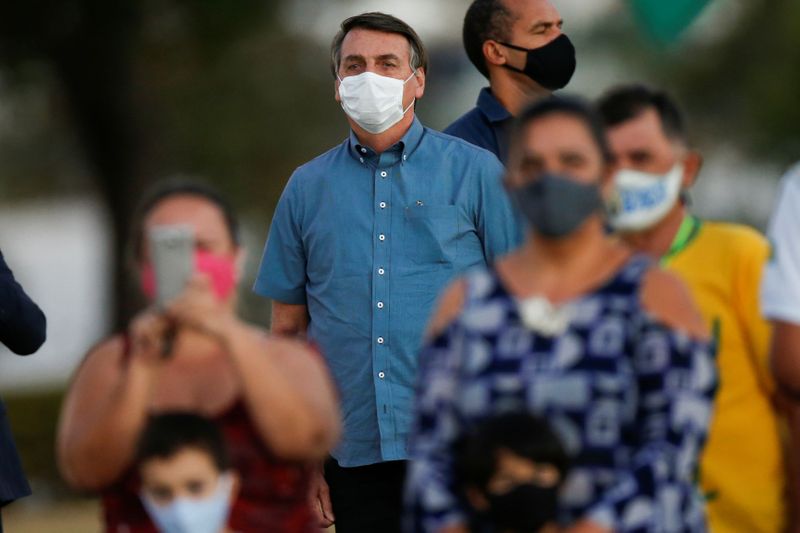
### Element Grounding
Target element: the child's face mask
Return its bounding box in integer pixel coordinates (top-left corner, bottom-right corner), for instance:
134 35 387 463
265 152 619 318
483 482 559 532
141 473 234 533
474 452 562 533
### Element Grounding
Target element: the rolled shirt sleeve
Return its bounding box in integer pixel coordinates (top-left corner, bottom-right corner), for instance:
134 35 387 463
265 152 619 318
469 150 524 263
761 164 800 325
253 172 308 305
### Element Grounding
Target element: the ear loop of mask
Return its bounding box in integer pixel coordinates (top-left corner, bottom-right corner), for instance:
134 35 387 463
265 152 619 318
495 41 529 74
402 69 418 114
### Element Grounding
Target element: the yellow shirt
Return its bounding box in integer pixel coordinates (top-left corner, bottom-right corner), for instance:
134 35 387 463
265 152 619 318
664 218 785 533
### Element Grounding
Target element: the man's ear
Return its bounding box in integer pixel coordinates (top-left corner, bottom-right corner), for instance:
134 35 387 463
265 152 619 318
599 162 617 198
483 40 508 68
414 67 426 99
682 150 703 189
334 78 341 103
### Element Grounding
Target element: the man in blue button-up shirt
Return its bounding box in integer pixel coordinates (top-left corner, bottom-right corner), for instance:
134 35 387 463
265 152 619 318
445 0 573 163
254 12 521 533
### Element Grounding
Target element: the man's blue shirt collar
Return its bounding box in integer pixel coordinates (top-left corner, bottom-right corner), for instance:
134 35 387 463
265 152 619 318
348 116 425 164
477 87 512 124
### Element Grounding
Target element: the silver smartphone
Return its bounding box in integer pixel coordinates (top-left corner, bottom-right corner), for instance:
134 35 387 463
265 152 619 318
148 225 194 307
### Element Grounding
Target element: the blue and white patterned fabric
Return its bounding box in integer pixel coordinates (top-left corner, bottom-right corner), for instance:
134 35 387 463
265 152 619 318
405 256 717 533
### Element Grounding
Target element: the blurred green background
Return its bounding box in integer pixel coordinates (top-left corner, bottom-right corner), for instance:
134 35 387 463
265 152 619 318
1 0 799 529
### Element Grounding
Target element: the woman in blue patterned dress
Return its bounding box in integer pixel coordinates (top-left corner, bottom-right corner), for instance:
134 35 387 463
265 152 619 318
406 97 716 533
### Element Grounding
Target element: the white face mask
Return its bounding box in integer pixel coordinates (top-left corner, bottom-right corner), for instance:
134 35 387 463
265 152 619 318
607 162 685 232
141 473 234 533
337 70 417 134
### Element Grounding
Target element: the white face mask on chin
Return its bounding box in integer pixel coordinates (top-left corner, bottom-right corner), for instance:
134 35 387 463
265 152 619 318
607 162 685 232
337 70 416 134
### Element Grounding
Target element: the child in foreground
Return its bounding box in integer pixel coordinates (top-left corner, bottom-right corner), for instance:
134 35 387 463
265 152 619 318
457 412 569 533
135 412 240 533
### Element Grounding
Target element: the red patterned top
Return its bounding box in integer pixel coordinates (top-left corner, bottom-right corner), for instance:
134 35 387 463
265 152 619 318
101 400 316 533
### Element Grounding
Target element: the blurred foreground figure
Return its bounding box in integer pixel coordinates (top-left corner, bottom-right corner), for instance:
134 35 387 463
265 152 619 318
446 0 576 163
57 181 340 533
254 12 520 533
136 413 239 533
599 85 798 533
761 162 800 526
406 97 716 533
0 249 47 533
456 412 569 533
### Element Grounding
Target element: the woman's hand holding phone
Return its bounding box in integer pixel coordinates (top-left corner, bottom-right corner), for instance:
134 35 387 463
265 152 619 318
165 273 234 343
129 308 171 366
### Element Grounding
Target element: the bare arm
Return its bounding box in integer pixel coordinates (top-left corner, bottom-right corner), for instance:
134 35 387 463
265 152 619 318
641 268 710 341
271 301 309 337
218 321 340 459
770 321 800 530
771 321 800 396
425 278 466 341
57 312 167 491
169 276 338 460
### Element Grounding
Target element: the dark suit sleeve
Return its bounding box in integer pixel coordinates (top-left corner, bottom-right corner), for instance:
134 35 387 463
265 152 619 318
0 250 46 355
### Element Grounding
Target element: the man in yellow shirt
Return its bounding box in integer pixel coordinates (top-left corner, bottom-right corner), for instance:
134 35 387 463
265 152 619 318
597 85 798 533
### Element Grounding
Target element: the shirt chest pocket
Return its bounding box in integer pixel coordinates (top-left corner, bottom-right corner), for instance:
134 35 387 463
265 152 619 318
403 205 459 265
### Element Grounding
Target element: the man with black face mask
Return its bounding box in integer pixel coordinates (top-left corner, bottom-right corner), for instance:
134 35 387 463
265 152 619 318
445 0 576 163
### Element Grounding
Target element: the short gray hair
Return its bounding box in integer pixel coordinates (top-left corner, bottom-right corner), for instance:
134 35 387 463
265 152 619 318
330 12 428 78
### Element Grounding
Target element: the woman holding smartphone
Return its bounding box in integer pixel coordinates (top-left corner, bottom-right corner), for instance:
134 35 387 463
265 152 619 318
57 181 340 533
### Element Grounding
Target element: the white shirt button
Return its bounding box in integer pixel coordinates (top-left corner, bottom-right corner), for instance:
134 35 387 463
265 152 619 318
377 301 384 309
380 171 388 178
378 268 385 275
377 337 384 344
378 371 385 379
379 202 387 209
379 234 386 241
359 157 364 163
360 147 367 154
402 154 407 161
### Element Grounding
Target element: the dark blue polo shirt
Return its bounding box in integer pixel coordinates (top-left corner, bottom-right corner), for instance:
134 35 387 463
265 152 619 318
444 87 513 164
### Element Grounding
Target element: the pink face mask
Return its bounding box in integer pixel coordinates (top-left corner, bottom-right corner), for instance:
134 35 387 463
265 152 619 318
140 250 237 302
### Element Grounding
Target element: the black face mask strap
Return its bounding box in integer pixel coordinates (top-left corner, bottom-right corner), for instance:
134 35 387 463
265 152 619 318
495 42 528 74
496 41 531 53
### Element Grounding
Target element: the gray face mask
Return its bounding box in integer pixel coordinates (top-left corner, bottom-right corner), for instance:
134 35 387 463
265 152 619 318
509 173 603 238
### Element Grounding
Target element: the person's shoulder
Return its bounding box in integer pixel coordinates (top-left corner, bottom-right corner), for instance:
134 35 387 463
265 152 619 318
779 162 800 192
700 220 769 258
87 334 126 358
641 267 710 341
443 106 486 136
290 139 350 181
76 334 127 378
423 127 502 167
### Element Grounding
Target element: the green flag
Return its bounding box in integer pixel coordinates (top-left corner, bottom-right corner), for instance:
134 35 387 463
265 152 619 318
629 0 712 44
